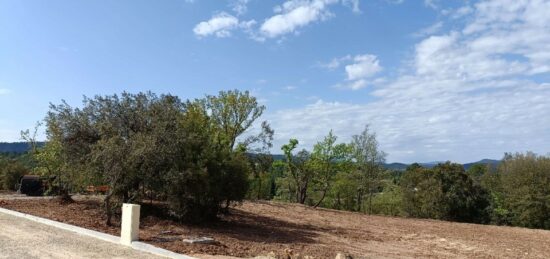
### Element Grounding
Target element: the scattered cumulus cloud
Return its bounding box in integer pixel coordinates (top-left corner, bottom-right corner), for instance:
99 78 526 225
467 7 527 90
230 0 251 15
266 0 550 162
193 12 255 38
260 0 339 39
322 54 383 90
193 12 239 37
345 55 382 81
193 0 360 40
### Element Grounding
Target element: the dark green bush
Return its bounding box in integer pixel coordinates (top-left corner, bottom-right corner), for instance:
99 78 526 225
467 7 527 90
400 162 490 223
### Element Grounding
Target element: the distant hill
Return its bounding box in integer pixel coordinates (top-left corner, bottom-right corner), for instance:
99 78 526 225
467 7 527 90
463 159 500 170
0 142 45 154
382 159 501 171
383 162 409 171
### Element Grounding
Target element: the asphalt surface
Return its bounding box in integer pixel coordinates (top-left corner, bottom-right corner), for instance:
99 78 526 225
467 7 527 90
0 212 164 259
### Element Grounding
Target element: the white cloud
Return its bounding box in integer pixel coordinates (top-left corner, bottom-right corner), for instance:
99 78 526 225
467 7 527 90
412 21 443 37
230 0 251 15
260 0 360 38
193 12 256 38
193 0 360 40
323 54 383 90
259 0 340 39
450 5 473 19
193 12 239 37
345 55 382 81
319 55 351 70
266 0 550 162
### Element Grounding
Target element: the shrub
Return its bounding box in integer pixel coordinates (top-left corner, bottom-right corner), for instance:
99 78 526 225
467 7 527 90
400 162 490 223
44 91 257 223
497 153 550 229
1 161 27 191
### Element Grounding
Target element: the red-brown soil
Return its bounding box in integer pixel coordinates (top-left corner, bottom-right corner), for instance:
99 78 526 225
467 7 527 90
1 197 550 259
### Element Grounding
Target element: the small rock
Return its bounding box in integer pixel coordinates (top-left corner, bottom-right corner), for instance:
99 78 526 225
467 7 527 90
182 237 216 244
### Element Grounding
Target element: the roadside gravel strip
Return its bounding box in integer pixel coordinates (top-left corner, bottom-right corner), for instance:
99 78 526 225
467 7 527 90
0 211 168 259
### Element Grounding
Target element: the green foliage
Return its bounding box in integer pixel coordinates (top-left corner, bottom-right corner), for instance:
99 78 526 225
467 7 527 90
400 162 490 223
0 160 28 190
350 125 386 213
205 90 265 150
467 163 488 183
44 91 256 223
327 170 361 211
309 130 352 208
496 153 550 229
370 180 403 216
279 139 314 204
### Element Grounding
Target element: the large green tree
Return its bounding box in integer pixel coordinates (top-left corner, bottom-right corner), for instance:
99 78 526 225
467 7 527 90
400 162 490 223
45 91 254 224
280 139 314 204
310 131 351 208
497 152 550 229
350 125 387 213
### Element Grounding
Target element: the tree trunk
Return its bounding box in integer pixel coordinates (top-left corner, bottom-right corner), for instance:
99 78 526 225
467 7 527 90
368 191 373 215
313 187 328 208
257 176 262 200
357 191 363 212
336 192 341 210
104 192 113 226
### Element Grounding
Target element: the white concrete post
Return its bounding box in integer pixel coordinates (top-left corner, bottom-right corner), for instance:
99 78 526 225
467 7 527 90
120 203 140 246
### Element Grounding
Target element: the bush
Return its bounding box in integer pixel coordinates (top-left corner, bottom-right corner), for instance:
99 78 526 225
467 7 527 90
44 91 256 224
371 181 403 216
497 153 550 229
400 162 490 223
1 161 27 191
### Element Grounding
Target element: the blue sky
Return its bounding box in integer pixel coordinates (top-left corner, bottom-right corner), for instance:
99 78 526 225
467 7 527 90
1 0 549 163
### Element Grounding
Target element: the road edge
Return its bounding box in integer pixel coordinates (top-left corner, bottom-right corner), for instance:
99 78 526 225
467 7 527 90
0 207 195 259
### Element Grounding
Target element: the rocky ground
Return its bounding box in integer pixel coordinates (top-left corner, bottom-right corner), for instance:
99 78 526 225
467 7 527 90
1 196 550 258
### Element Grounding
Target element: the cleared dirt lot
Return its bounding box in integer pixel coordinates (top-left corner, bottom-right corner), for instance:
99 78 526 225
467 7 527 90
1 197 550 259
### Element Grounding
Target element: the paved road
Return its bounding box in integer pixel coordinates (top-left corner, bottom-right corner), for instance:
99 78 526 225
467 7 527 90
0 212 164 259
